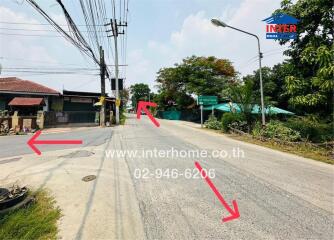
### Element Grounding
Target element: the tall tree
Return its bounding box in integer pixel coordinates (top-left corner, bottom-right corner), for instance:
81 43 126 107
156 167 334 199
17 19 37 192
242 63 294 110
129 83 151 109
274 0 334 114
155 56 236 110
181 56 235 96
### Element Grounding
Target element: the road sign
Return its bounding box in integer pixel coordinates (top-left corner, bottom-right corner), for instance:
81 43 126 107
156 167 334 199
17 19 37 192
198 96 218 128
197 96 218 105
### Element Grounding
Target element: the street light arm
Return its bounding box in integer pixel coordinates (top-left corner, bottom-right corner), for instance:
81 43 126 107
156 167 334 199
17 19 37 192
225 25 259 41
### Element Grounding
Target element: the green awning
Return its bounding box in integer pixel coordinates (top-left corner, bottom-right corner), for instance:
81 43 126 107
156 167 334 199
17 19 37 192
203 103 294 115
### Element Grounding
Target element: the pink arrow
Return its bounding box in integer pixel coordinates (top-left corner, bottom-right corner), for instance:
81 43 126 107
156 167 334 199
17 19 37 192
27 130 83 155
136 101 160 127
195 161 240 223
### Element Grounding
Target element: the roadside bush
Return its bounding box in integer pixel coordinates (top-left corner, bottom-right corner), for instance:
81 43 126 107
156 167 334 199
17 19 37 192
285 116 333 143
221 113 245 132
252 120 301 142
120 112 126 125
251 121 263 139
204 115 222 130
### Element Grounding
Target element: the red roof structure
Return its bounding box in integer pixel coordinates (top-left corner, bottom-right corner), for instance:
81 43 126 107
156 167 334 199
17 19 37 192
0 77 59 95
8 97 45 106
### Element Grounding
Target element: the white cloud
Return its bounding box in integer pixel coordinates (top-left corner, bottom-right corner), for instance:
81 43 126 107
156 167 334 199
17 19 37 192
0 6 58 65
145 0 287 83
126 49 155 88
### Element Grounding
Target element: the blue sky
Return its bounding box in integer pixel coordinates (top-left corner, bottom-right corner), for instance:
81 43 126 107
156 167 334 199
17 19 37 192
0 0 286 94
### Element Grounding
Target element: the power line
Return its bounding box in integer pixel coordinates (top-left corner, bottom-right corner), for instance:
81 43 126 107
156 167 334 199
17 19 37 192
77 0 114 77
2 67 99 70
26 0 99 64
0 32 108 37
0 27 111 33
0 21 105 27
0 56 99 68
15 0 121 100
1 70 99 75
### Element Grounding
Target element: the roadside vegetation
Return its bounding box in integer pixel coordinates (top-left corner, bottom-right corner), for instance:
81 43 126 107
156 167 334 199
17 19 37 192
120 109 127 125
128 0 333 163
0 190 61 240
203 0 333 163
204 114 333 164
232 134 333 164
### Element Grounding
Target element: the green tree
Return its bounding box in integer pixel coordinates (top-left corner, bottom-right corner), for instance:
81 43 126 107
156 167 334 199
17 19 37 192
120 87 130 107
129 83 151 109
242 67 277 106
181 56 235 96
242 63 294 110
155 55 236 110
223 79 255 128
273 0 334 114
285 45 334 111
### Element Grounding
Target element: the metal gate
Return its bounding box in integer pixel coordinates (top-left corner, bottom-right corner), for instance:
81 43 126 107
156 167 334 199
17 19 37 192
44 111 99 127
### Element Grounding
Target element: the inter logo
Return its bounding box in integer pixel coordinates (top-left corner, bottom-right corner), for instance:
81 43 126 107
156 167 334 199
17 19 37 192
262 13 299 40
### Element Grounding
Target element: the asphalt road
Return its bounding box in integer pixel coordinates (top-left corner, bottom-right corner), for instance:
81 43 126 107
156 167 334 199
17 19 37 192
0 127 112 158
113 114 333 240
1 114 333 240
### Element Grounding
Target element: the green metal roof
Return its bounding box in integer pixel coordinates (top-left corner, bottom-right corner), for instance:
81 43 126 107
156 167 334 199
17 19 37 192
203 103 294 115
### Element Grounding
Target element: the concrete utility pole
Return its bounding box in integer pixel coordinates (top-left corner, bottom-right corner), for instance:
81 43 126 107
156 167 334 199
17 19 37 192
106 19 126 125
112 19 120 125
100 46 106 127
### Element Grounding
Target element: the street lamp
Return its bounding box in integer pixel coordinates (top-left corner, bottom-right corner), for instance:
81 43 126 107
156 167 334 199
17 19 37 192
211 18 266 126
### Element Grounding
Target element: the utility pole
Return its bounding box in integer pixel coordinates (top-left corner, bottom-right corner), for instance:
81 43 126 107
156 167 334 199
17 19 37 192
258 49 265 126
112 19 120 125
100 46 106 127
106 19 126 125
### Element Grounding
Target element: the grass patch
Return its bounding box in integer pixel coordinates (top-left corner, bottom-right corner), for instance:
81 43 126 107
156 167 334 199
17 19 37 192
0 190 61 240
231 134 333 164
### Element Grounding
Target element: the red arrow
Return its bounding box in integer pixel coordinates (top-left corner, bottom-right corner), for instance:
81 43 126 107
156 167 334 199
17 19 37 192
136 101 160 127
195 161 240 223
27 130 83 155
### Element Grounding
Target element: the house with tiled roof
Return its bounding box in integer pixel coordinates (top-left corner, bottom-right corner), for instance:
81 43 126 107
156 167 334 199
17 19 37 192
0 77 60 114
0 77 116 128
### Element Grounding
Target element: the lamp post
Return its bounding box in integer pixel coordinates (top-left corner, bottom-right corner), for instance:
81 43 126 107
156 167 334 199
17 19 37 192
211 19 266 126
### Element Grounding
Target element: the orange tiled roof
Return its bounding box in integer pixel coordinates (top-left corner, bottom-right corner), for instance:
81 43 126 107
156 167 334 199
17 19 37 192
8 97 45 106
0 77 59 95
